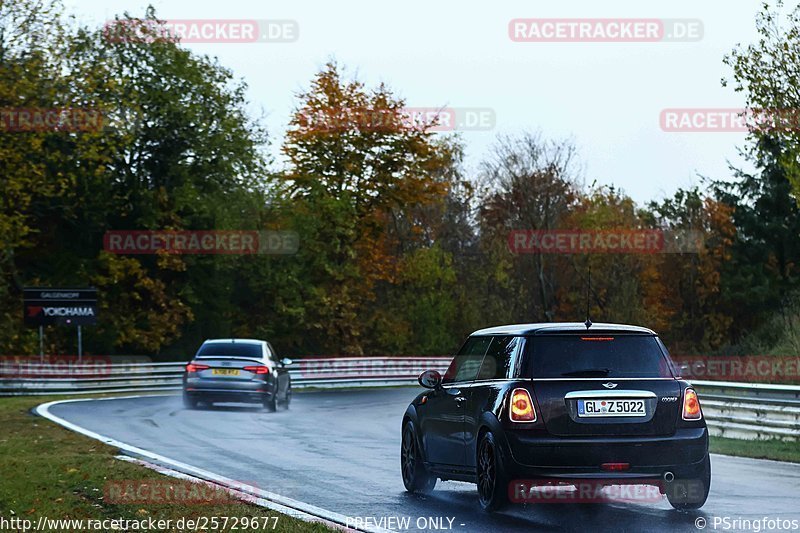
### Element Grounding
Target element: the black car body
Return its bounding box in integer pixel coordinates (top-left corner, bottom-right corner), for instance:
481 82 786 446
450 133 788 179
401 323 710 511
182 338 293 411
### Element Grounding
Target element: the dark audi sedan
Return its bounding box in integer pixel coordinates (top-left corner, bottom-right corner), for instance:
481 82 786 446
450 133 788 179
401 323 709 511
182 338 292 411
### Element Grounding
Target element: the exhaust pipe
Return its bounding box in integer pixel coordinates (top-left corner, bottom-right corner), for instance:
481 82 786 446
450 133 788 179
663 471 675 483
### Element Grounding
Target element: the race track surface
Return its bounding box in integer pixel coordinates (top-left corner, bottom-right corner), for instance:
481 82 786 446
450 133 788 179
48 389 800 532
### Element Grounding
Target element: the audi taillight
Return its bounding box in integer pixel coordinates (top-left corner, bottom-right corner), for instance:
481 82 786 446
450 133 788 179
243 365 270 375
186 363 209 373
682 388 702 420
509 388 537 422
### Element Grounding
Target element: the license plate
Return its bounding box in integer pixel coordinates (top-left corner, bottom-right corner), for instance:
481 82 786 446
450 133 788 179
212 369 240 376
577 399 646 417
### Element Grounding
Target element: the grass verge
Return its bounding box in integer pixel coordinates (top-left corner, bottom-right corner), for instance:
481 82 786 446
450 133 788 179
0 395 331 532
710 435 800 463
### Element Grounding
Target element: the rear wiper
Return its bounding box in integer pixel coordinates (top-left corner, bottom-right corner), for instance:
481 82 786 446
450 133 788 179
561 368 611 377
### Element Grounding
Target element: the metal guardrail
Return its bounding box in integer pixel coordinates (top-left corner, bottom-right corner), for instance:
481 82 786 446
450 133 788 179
690 380 800 441
0 357 452 396
2 359 798 441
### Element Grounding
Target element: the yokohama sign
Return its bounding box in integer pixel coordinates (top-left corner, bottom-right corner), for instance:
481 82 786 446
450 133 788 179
23 287 98 326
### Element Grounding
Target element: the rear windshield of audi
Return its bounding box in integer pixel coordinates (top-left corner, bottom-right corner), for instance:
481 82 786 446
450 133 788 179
196 343 262 358
528 335 674 378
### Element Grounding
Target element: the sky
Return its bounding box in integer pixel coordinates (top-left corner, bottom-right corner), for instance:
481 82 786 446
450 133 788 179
62 0 777 204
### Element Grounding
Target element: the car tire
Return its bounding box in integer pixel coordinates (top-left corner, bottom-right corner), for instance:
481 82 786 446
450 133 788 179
283 387 292 409
666 455 711 510
264 394 277 412
183 394 197 409
477 431 508 512
401 421 436 494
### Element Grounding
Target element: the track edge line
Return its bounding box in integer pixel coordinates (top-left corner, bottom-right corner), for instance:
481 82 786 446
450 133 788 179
35 396 392 533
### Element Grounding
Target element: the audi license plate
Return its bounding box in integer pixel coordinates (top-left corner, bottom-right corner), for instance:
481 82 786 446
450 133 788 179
212 369 240 376
577 399 646 417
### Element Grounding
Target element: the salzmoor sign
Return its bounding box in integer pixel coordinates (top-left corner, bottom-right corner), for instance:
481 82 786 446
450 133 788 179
23 288 98 326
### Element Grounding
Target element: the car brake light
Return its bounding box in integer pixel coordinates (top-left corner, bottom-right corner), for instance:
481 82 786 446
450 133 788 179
510 388 537 422
185 363 209 373
581 337 614 341
682 388 702 420
601 463 630 471
243 365 269 375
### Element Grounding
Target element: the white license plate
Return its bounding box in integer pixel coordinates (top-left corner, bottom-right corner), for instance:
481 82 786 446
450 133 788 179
577 399 646 417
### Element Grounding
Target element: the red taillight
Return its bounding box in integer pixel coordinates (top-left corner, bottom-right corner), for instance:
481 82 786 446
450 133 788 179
581 337 614 341
186 363 209 373
601 462 630 471
509 388 537 422
243 365 269 375
682 388 702 420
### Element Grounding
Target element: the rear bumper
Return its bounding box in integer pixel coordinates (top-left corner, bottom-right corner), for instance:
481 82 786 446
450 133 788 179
184 378 275 404
183 390 270 403
504 426 708 479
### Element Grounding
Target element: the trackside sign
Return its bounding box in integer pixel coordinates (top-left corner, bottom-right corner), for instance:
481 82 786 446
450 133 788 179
23 287 98 326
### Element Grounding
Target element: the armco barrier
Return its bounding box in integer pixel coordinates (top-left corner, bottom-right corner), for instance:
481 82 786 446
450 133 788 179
0 357 452 396
1 359 798 441
691 380 800 441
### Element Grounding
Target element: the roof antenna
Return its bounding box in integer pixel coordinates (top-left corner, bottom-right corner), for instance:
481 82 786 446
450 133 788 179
584 261 592 329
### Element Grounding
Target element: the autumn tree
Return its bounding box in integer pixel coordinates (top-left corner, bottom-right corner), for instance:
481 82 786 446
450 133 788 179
478 133 580 323
551 185 668 330
647 189 736 351
279 61 453 354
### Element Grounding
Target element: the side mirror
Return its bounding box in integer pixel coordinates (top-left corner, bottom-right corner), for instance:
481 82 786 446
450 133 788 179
281 358 293 367
418 370 442 389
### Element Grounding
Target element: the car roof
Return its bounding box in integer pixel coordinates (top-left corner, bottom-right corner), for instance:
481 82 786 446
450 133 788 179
470 322 656 336
202 338 266 345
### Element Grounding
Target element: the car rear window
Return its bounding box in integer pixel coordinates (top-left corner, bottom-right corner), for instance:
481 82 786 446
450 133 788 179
528 335 674 378
196 343 262 358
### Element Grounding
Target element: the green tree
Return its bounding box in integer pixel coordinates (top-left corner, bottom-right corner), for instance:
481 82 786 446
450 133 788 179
0 2 271 354
724 1 800 200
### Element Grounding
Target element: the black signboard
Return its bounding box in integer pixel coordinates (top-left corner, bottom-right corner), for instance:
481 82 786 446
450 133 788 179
23 287 98 326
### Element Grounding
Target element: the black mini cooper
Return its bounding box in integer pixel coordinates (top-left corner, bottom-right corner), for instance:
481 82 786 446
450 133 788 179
401 323 710 511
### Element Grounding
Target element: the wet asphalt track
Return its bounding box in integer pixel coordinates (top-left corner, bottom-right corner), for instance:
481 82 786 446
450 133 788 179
48 389 800 533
